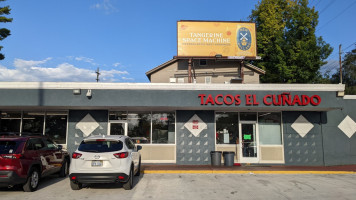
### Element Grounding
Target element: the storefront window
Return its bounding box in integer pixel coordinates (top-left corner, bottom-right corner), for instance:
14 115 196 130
258 112 282 145
22 112 44 135
152 112 175 144
240 112 257 121
127 112 151 144
0 112 21 133
216 112 239 144
109 111 127 120
45 112 68 144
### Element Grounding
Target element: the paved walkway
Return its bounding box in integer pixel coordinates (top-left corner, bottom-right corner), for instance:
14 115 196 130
142 164 356 174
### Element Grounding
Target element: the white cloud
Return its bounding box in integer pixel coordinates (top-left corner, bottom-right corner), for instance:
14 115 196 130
14 57 52 69
91 0 118 14
121 77 134 81
75 56 97 66
0 58 129 82
113 62 120 67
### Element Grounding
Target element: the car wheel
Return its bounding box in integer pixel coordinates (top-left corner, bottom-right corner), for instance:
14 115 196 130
23 168 40 192
59 159 69 177
135 157 141 176
123 167 133 190
70 181 82 190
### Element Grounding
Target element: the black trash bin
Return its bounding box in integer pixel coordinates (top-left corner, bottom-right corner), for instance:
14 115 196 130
210 151 222 166
223 151 235 166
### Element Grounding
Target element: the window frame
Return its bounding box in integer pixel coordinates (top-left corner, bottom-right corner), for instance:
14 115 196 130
109 111 177 145
215 111 283 146
0 111 68 145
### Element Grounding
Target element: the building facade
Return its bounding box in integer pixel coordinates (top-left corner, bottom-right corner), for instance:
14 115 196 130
1 82 355 166
146 58 265 84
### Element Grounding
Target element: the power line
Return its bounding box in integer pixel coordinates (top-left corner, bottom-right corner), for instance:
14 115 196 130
310 0 321 8
317 1 356 32
322 42 356 72
318 0 336 15
314 0 322 8
326 42 356 61
342 42 356 52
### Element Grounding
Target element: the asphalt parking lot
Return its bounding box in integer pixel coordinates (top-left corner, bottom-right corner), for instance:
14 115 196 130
1 173 356 200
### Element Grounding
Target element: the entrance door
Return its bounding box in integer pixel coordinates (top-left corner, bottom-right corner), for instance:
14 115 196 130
109 120 127 135
239 122 259 163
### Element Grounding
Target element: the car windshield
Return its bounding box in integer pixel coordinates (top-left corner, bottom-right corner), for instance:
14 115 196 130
78 140 123 153
0 141 22 154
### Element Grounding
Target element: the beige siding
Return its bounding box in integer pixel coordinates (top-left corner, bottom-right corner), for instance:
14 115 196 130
150 59 261 84
140 145 175 162
150 62 179 83
243 68 260 84
259 146 284 163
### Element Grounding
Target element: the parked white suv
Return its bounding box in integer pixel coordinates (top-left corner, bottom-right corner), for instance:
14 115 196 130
69 135 142 190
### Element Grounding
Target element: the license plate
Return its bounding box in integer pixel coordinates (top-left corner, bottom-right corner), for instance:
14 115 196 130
91 160 102 167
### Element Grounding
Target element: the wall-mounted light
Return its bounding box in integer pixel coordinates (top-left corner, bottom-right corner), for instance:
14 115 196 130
73 89 81 95
86 89 92 99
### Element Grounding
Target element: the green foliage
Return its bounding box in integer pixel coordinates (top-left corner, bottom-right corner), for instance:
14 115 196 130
250 0 333 83
0 0 12 60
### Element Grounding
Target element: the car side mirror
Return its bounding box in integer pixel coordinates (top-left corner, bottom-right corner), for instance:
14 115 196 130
137 145 142 151
57 145 63 150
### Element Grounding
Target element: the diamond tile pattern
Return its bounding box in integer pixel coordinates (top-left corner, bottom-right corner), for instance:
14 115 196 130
338 115 356 138
184 114 207 137
283 112 324 166
75 114 99 137
291 115 314 138
176 111 214 165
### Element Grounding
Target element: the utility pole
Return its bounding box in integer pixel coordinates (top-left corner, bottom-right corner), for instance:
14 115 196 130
95 67 100 82
339 44 342 84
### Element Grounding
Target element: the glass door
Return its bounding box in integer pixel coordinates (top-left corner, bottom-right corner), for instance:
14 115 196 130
109 120 127 136
239 122 259 163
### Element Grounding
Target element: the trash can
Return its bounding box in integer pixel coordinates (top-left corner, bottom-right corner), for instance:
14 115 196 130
210 151 222 166
223 151 235 166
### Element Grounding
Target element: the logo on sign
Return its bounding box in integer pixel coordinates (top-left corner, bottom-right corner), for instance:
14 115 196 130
237 27 252 51
183 114 207 137
192 120 199 129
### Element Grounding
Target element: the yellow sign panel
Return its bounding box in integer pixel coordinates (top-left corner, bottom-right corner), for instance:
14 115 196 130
177 21 257 57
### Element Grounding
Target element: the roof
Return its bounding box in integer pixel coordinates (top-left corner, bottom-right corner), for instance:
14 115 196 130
244 62 265 74
145 58 265 80
145 58 178 80
0 82 345 92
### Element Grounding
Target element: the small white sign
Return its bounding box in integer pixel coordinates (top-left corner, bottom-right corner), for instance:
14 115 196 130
183 114 207 137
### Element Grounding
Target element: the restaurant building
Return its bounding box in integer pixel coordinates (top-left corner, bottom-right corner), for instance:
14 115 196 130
0 82 355 166
0 21 355 166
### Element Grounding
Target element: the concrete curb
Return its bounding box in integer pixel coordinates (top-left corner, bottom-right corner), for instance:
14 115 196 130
143 170 356 174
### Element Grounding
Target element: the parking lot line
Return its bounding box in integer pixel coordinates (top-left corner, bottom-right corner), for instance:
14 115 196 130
143 170 356 174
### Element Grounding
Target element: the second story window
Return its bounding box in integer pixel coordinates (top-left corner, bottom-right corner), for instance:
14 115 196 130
199 59 207 66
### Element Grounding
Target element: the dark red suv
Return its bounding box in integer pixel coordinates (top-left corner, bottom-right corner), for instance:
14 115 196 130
0 135 70 192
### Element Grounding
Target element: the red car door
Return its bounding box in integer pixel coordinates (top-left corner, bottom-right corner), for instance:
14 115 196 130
42 138 62 174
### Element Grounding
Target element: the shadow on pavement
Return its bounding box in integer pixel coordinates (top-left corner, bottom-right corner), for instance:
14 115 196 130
0 175 68 192
80 174 144 190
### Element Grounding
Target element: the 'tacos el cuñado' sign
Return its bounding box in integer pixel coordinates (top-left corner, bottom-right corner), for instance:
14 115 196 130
198 93 321 106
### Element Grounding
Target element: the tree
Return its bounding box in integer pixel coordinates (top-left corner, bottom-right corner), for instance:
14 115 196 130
250 0 333 83
0 0 12 60
329 45 356 94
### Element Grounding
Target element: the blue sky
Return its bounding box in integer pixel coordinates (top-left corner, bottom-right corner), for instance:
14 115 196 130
0 0 355 82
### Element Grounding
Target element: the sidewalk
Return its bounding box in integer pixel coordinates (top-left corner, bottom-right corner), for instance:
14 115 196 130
142 164 356 174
